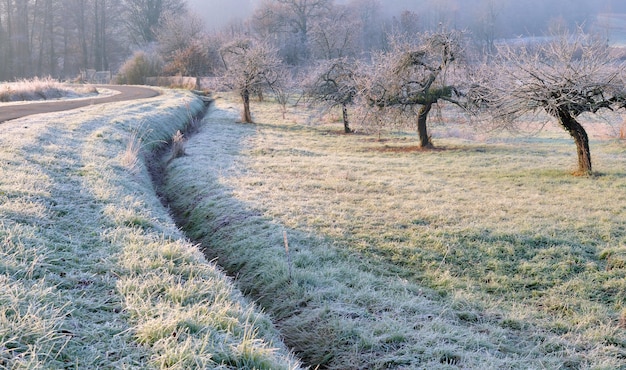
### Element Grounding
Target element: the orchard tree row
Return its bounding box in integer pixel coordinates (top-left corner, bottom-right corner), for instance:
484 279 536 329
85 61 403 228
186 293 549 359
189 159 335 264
3 0 626 175
215 26 626 176
111 0 626 176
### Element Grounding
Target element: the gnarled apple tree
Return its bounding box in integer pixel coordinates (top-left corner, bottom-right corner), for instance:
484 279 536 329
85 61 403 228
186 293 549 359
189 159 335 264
220 38 283 123
357 30 466 148
482 31 626 175
306 57 358 133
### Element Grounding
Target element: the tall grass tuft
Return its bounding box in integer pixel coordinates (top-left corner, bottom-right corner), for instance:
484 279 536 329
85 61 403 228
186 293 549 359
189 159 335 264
170 130 186 160
121 130 142 174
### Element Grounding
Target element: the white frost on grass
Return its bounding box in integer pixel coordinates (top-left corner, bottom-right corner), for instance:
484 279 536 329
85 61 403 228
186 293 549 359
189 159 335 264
0 77 104 103
0 90 301 369
161 93 626 369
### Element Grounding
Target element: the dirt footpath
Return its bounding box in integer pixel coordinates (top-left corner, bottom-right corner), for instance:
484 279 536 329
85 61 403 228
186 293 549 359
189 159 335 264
0 85 160 123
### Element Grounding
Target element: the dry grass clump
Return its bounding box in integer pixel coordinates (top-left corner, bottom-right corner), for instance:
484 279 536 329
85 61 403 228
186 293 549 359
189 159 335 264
0 76 97 102
169 130 187 160
161 92 626 368
120 130 143 174
0 90 300 369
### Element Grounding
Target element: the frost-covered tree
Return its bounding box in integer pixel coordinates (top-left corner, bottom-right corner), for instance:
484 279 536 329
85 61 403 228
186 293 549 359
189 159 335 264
306 58 358 133
309 5 361 60
122 0 186 45
357 30 466 148
156 12 212 77
469 0 502 56
346 0 384 53
220 38 283 123
251 0 331 64
480 30 626 175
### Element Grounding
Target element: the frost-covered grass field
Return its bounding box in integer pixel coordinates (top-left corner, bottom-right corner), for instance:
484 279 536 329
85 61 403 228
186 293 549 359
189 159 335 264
0 90 300 369
0 77 98 102
163 93 626 369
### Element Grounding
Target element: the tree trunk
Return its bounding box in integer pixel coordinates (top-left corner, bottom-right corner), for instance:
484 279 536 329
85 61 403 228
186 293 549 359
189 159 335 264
556 109 592 175
0 10 4 80
94 0 102 70
241 89 253 123
46 0 55 76
342 103 352 133
417 102 434 148
101 0 108 71
5 0 14 78
15 0 30 77
62 21 69 78
78 1 88 70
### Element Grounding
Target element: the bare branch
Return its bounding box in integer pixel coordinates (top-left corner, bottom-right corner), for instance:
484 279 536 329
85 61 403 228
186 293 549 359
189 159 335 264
478 29 626 174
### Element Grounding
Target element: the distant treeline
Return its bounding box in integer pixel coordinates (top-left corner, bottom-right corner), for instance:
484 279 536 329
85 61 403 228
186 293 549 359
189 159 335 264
1 0 625 81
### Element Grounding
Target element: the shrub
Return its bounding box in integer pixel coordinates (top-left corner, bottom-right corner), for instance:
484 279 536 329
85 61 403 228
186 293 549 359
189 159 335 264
162 42 211 77
116 51 162 85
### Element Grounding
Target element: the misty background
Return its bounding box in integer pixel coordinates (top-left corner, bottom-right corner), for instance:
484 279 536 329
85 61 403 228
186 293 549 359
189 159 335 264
2 0 626 81
189 0 626 33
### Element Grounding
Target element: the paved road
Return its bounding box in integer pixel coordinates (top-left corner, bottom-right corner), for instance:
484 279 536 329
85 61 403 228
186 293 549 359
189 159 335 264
0 85 160 123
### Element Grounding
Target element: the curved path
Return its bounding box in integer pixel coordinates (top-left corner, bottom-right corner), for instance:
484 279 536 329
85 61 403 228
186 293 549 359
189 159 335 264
0 85 160 123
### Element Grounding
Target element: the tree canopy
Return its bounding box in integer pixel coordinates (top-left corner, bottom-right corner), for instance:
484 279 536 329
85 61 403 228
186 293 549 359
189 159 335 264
220 38 283 123
306 58 359 133
479 30 626 175
357 30 466 147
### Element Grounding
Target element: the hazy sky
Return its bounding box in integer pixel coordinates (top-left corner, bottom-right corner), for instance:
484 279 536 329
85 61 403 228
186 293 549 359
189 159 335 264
187 0 626 36
185 0 424 30
187 0 259 29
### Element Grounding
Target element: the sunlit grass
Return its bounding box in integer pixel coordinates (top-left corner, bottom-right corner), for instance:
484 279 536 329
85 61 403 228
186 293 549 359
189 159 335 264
0 90 300 369
0 76 97 102
163 92 626 369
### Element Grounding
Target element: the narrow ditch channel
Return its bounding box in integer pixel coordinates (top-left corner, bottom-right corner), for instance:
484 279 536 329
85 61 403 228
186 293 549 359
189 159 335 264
144 101 317 368
142 97 514 369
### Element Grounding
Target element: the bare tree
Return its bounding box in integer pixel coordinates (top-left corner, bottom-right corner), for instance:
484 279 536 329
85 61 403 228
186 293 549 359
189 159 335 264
480 30 626 175
306 58 358 133
122 0 186 45
469 0 501 57
271 67 297 120
391 10 420 36
0 1 7 79
309 4 361 60
157 12 205 57
251 0 330 64
251 1 287 40
276 0 330 60
357 30 466 148
346 0 384 53
12 0 31 77
157 12 211 77
220 38 283 123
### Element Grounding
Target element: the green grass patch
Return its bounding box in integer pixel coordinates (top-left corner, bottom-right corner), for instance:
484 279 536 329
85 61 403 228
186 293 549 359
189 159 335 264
162 93 626 369
0 90 300 369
